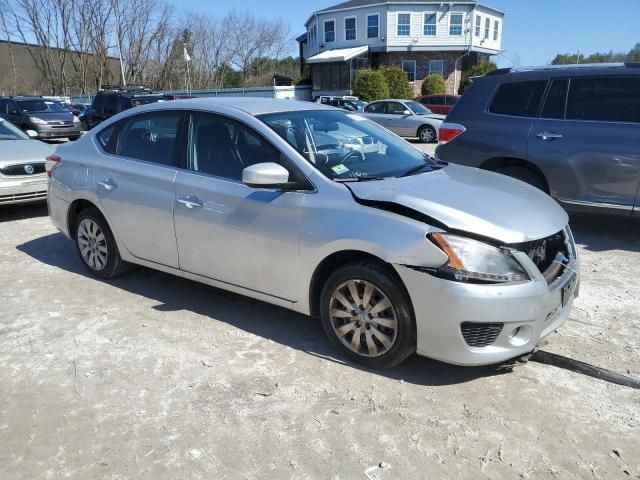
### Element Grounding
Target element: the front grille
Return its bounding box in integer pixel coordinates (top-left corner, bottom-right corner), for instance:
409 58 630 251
512 230 572 284
0 163 46 176
461 322 503 347
0 191 47 203
46 121 73 126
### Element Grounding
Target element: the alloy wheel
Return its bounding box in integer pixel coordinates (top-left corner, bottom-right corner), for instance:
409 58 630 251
328 279 398 357
77 218 108 271
420 127 435 143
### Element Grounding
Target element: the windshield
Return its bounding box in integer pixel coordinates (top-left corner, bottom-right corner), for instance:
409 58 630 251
405 101 433 115
17 100 65 113
258 110 443 181
0 119 30 140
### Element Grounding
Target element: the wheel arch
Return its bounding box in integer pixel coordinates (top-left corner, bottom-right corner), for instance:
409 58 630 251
67 198 102 236
479 157 550 194
308 250 407 318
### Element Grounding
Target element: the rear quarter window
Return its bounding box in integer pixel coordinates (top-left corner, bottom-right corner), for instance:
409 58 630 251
566 76 640 123
489 80 548 117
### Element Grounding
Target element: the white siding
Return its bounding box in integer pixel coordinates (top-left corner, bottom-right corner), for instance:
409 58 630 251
471 5 503 52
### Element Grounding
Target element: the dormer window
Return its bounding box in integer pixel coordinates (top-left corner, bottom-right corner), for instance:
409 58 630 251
324 20 336 43
449 13 463 36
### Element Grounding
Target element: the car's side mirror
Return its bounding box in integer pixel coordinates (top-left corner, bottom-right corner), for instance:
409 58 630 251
26 130 38 138
403 109 412 115
243 162 290 188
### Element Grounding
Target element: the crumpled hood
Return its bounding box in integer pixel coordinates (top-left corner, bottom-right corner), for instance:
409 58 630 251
0 140 54 167
348 164 568 244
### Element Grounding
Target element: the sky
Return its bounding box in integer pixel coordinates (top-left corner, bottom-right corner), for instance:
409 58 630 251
171 0 640 67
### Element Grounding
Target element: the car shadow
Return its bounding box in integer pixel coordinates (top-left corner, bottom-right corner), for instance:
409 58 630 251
0 202 48 223
17 232 504 387
569 212 639 253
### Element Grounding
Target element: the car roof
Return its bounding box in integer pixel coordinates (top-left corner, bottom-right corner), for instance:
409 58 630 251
482 63 640 82
132 97 335 116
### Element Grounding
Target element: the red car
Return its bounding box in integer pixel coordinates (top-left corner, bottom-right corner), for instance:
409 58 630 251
415 94 460 115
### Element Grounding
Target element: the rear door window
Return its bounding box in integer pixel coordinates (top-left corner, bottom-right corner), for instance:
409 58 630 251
428 96 444 105
103 95 118 116
115 112 183 166
92 95 105 115
541 79 569 119
365 102 386 114
489 80 548 117
445 96 458 105
566 76 640 123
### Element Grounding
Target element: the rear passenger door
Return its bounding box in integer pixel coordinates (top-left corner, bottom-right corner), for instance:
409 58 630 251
172 111 305 301
95 111 184 267
528 76 640 212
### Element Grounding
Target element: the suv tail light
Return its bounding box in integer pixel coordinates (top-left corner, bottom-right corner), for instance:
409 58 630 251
438 123 466 145
45 154 61 177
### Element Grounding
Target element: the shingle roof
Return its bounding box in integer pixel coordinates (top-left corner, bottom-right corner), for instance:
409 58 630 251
317 0 474 13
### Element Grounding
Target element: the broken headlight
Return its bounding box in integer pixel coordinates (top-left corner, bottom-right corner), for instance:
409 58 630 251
429 233 529 284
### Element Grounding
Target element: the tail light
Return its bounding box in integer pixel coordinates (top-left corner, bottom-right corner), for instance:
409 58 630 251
45 154 61 177
438 123 466 145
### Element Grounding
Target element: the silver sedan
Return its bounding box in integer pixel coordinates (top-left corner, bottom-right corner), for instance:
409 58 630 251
47 98 579 368
362 99 445 143
0 119 53 205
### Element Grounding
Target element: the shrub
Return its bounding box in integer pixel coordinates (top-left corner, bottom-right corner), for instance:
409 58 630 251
352 69 390 102
293 75 311 86
421 74 446 96
380 66 414 99
459 61 497 93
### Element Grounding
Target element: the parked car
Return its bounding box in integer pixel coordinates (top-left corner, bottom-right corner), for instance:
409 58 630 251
415 94 460 115
363 99 445 143
0 96 82 141
85 86 167 130
318 97 367 112
0 118 53 205
436 63 640 215
79 106 92 131
47 98 579 369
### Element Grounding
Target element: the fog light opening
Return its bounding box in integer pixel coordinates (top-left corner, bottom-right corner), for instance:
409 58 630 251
508 325 532 347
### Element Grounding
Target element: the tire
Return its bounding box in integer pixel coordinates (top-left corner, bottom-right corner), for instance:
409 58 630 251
74 207 130 278
320 261 416 369
418 125 436 144
493 165 547 192
69 135 81 141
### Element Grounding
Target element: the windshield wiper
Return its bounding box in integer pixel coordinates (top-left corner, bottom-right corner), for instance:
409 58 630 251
401 162 434 177
334 175 388 183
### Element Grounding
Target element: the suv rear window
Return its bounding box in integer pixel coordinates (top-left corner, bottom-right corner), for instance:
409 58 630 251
489 80 548 117
566 76 640 123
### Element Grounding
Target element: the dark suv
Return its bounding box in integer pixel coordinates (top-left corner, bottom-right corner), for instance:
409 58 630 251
0 96 82 140
436 63 640 216
85 86 167 130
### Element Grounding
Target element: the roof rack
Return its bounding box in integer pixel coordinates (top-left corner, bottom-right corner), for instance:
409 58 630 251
99 85 152 93
488 62 637 76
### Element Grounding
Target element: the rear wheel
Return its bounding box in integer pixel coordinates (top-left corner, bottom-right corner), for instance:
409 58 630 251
320 262 415 369
418 125 437 143
74 208 130 278
493 165 547 192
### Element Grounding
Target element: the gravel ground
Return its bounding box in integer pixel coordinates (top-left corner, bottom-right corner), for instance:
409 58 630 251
1 199 638 480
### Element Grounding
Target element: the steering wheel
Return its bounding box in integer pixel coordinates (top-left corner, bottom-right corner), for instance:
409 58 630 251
341 149 365 164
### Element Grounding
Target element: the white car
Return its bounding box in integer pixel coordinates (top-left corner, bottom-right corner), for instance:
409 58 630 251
0 119 53 205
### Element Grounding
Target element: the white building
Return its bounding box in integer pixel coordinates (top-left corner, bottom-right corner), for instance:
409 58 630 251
298 0 504 97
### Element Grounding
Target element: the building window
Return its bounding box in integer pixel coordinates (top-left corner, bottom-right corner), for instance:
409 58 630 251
367 14 379 38
475 15 481 36
345 17 357 40
429 59 444 76
402 60 417 82
449 13 463 35
423 13 436 36
493 20 499 41
484 18 490 38
324 20 335 43
397 13 411 36
314 25 317 46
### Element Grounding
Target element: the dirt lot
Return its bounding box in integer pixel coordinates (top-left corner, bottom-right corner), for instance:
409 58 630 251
1 201 638 480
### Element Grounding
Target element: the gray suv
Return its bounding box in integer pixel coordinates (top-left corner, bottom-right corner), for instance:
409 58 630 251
0 96 82 141
436 63 640 216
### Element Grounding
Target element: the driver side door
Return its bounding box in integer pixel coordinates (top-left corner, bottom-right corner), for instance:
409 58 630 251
173 111 307 301
386 101 414 136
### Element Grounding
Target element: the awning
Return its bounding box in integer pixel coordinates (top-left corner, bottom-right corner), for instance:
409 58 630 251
306 45 369 64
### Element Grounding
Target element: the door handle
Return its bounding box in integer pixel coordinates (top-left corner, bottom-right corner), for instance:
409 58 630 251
97 178 117 191
177 195 204 209
537 132 563 141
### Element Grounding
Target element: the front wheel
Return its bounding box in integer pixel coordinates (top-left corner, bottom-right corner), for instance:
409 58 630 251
320 262 416 369
418 125 437 144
